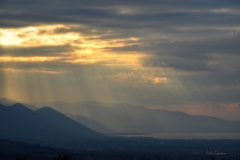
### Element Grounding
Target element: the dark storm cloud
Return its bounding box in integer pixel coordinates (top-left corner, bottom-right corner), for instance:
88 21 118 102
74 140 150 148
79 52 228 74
111 31 240 56
135 32 240 72
1 0 240 30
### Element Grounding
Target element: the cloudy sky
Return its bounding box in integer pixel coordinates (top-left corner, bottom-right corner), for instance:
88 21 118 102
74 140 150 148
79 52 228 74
1 0 240 120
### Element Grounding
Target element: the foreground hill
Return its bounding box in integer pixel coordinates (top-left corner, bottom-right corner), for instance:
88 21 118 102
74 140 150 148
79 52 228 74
0 103 64 142
0 103 105 145
1 138 240 160
33 101 240 134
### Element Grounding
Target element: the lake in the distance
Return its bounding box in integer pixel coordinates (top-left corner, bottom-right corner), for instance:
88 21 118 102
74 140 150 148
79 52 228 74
115 133 240 139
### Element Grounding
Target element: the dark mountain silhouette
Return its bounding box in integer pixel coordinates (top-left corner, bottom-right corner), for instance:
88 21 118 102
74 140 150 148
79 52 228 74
33 101 240 134
0 98 37 110
65 113 116 134
35 107 104 139
0 103 105 144
0 103 66 142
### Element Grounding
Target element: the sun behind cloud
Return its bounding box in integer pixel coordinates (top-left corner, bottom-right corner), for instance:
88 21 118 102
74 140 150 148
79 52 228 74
0 24 143 69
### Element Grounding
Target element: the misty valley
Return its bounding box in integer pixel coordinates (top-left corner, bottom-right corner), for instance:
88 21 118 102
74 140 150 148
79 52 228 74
0 99 240 160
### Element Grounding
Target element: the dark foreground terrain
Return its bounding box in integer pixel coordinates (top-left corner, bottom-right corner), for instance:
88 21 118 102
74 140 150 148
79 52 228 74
0 138 240 160
0 102 240 160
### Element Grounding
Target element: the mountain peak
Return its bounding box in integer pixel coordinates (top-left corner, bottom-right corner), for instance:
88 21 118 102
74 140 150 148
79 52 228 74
36 107 70 120
0 98 19 106
9 103 33 113
11 103 25 107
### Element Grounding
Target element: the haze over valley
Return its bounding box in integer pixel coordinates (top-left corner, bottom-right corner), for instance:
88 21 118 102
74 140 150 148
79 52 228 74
1 98 240 141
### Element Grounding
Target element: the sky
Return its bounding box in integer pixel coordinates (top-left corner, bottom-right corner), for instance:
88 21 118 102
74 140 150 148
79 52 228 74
0 0 240 120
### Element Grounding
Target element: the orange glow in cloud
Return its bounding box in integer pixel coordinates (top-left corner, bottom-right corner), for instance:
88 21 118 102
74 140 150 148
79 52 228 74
68 52 143 65
0 25 78 46
0 24 142 68
153 77 167 83
108 72 167 84
0 56 62 62
3 68 61 74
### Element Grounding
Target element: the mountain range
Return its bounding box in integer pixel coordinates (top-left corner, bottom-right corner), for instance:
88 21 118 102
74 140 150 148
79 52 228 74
1 98 240 145
32 101 240 134
0 98 115 134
